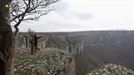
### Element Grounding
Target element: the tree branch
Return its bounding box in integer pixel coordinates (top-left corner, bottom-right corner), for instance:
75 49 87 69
10 0 59 36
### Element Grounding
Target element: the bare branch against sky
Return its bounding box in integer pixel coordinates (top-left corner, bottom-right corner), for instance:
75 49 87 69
16 0 134 32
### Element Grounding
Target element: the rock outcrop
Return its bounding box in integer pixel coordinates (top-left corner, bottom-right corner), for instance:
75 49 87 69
87 64 134 75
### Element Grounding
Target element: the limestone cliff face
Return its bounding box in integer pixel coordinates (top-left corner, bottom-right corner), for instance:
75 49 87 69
16 31 134 75
15 33 48 49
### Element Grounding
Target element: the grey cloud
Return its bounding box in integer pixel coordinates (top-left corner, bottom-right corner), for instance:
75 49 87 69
50 1 93 21
19 21 80 32
50 1 69 13
47 21 83 28
74 13 94 20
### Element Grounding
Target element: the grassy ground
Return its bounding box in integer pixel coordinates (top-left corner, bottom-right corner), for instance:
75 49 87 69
14 48 73 75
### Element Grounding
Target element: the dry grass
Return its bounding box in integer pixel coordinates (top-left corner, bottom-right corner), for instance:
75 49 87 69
14 48 73 75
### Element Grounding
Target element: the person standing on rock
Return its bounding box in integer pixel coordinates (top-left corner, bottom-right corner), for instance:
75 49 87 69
29 34 41 54
33 34 41 52
29 34 35 54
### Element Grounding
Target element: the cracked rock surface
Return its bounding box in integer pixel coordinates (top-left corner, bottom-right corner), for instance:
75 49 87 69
87 64 134 75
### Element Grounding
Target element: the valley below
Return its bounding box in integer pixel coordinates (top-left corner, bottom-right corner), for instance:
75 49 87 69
16 31 134 75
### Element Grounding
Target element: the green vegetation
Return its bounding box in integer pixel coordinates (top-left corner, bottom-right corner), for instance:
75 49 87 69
14 48 72 75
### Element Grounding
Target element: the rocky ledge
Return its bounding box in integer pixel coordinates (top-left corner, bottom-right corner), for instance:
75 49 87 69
87 64 134 75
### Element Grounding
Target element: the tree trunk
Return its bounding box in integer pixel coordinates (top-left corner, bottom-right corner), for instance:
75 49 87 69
0 0 14 75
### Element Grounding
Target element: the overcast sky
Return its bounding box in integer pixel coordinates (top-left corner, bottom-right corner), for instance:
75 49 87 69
19 0 134 32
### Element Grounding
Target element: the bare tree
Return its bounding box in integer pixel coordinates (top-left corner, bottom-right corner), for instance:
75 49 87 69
0 0 13 75
10 0 58 36
0 0 58 75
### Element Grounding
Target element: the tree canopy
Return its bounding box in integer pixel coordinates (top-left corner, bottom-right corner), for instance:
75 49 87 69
10 0 58 35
